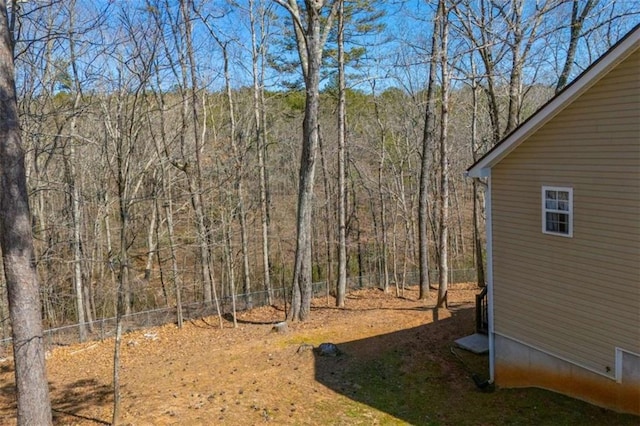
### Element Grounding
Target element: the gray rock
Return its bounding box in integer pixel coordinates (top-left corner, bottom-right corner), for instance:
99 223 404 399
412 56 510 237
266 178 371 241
315 342 341 357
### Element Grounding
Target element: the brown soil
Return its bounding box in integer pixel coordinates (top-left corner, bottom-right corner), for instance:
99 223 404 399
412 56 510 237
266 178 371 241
2 284 635 425
1 285 476 425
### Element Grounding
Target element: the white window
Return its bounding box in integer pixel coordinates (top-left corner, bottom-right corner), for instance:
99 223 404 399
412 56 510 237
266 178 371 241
542 186 573 237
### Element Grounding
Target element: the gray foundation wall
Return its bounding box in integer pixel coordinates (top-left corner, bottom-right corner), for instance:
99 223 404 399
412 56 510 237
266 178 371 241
494 333 640 415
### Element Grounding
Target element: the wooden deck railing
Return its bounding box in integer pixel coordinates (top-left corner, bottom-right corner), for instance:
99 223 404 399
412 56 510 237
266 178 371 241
475 287 488 335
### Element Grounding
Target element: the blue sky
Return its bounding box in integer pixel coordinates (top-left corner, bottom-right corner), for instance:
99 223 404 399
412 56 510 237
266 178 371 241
13 0 640 96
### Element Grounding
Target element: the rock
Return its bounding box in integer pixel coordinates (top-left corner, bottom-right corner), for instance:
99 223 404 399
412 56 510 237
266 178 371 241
296 343 314 354
144 332 158 340
315 342 342 357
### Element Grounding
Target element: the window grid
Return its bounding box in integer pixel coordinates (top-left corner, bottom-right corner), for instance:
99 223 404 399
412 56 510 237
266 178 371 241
542 186 573 237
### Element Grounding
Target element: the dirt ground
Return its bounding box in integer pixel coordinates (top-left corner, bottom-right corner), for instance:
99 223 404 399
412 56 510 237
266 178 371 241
0 284 637 425
0 285 475 425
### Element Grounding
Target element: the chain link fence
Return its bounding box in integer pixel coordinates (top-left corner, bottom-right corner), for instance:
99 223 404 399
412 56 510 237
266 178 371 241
0 268 476 352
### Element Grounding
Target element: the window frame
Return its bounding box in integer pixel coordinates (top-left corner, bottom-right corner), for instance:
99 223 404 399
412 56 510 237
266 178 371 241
541 186 573 238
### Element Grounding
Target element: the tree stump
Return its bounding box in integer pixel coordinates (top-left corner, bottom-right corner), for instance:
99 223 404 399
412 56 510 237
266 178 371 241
272 321 288 333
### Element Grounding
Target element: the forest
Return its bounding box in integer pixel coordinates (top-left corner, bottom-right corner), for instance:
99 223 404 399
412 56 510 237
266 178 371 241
1 0 638 340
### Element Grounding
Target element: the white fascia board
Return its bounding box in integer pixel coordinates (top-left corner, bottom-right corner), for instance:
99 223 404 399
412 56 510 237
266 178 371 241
465 168 490 178
466 27 640 177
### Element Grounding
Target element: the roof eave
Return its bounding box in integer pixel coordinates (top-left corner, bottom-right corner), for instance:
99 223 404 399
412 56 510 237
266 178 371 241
465 168 489 178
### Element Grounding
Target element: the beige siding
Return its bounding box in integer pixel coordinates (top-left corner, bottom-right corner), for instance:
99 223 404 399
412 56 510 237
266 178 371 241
492 48 640 377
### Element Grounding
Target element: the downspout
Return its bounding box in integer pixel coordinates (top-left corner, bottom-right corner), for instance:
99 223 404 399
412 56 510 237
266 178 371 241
466 171 495 382
485 172 495 382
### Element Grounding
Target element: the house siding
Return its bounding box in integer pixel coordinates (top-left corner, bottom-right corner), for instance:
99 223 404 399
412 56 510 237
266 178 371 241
491 48 639 413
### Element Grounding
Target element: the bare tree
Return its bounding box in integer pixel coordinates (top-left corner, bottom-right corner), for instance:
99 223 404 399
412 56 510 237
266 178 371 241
218 34 253 310
469 57 486 287
64 0 90 341
371 81 390 293
336 0 347 307
0 1 52 423
249 0 274 305
148 73 184 326
273 0 339 321
418 4 440 300
555 0 596 92
151 0 219 311
436 0 449 308
180 0 217 308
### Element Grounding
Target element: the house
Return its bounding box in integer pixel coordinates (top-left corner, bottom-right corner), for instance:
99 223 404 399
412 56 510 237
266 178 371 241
466 25 640 415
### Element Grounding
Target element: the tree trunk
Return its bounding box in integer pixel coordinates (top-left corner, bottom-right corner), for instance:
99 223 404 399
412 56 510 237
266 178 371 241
111 255 126 424
112 83 133 423
473 179 486 286
144 182 157 281
288 5 318 321
163 200 183 327
336 0 347 307
103 193 117 316
250 0 273 305
225 43 253 310
370 83 390 293
470 61 486 287
237 172 252 309
222 212 238 328
317 126 334 303
0 2 52 423
277 0 339 321
556 0 596 92
34 185 56 326
151 58 183 326
66 3 87 340
377 131 389 293
111 212 129 425
504 2 523 134
179 0 218 312
391 198 399 296
68 133 87 340
450 181 466 264
436 0 449 309
0 272 8 342
418 4 440 300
